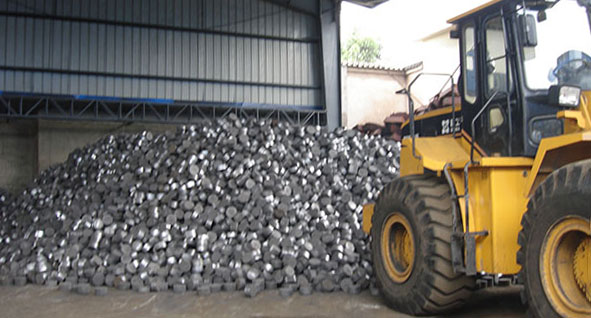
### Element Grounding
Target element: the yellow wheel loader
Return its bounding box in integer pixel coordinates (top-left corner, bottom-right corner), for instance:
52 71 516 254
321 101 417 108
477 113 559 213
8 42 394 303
362 1 591 317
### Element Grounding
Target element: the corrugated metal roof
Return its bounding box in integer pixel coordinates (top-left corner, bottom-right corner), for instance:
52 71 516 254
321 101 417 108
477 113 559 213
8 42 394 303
343 61 423 73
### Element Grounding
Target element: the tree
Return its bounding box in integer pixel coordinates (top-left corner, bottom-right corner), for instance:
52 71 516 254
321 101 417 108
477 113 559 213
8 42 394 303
341 32 382 63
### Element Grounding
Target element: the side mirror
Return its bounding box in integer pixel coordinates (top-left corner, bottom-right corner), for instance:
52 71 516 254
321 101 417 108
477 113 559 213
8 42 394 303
518 14 538 47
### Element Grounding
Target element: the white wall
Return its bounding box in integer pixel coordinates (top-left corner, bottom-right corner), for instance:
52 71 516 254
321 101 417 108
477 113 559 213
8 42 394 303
340 30 460 129
341 67 409 128
341 0 489 69
409 28 460 107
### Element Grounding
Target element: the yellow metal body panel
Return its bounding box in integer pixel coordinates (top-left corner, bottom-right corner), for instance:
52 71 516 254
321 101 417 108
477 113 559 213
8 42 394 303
449 166 530 274
362 203 375 234
400 136 471 176
399 140 424 177
399 134 533 274
558 92 591 133
559 110 591 133
523 131 591 197
479 157 533 167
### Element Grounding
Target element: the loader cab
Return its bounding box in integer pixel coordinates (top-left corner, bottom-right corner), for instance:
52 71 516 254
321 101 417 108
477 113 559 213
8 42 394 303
452 0 591 157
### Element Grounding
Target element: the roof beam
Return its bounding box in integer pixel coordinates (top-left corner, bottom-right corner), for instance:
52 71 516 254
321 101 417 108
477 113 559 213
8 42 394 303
262 0 319 16
344 0 390 8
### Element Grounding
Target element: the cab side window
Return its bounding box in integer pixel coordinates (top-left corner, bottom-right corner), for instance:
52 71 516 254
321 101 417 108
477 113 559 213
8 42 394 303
462 23 477 104
485 16 512 96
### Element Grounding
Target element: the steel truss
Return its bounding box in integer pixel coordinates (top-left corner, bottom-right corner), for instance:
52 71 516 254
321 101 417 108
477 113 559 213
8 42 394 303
0 92 326 126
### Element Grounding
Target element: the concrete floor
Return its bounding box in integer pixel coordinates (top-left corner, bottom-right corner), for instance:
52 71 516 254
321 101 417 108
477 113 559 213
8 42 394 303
0 285 526 318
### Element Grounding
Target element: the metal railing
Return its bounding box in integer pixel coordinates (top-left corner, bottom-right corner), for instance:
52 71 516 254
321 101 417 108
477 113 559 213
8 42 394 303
396 72 457 160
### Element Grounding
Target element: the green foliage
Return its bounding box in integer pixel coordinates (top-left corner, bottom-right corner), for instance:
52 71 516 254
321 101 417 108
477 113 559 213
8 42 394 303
341 33 382 63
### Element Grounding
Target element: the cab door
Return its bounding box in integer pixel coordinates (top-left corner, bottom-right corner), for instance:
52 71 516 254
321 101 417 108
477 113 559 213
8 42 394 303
476 14 516 157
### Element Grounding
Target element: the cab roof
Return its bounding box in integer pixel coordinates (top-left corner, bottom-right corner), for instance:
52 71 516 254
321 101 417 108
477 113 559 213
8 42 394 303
447 0 557 24
447 0 506 24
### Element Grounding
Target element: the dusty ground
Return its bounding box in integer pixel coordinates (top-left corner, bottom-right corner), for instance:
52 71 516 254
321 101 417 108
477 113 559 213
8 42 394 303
0 285 526 318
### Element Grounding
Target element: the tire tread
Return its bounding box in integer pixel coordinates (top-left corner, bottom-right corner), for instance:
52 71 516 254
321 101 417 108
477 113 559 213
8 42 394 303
371 175 475 316
517 159 591 318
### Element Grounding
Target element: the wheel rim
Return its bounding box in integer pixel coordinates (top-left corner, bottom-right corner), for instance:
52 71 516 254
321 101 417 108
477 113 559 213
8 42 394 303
540 216 591 317
381 213 415 283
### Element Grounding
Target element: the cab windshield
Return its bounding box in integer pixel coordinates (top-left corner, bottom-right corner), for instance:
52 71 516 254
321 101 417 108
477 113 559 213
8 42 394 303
522 0 591 90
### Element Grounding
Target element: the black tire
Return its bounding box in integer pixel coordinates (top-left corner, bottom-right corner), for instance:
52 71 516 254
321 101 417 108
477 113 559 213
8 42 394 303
371 175 475 316
517 159 591 318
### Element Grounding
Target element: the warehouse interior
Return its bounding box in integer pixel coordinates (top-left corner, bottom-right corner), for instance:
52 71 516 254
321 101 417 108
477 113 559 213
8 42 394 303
0 0 352 192
0 1 530 317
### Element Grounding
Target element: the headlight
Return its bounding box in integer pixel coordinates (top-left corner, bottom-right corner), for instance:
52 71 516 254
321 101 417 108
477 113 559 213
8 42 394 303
549 85 581 107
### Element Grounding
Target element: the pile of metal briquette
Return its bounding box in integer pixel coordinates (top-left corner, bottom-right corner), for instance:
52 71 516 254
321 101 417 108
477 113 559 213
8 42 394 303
0 115 399 297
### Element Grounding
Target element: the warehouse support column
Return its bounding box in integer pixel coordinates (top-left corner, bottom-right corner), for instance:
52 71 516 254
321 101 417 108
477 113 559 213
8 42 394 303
320 0 342 130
